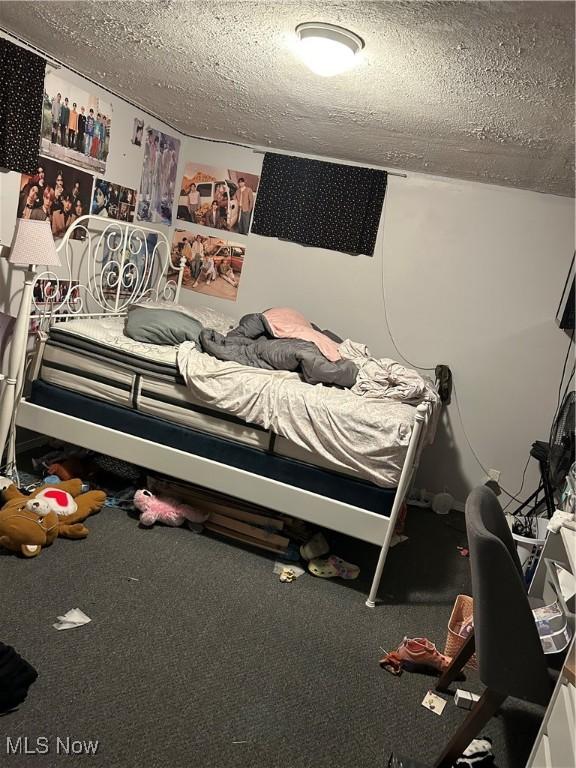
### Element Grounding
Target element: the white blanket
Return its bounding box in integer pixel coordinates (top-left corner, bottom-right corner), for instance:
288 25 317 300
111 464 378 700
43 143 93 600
177 340 440 488
340 339 436 404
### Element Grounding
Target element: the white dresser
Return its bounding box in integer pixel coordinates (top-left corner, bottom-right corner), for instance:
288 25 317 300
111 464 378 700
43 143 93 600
526 527 576 768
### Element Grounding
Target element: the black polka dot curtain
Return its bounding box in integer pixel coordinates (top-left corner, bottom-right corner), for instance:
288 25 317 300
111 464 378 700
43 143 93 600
0 38 46 174
251 153 387 256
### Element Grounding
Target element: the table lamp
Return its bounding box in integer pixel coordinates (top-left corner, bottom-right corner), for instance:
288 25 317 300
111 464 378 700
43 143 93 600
0 219 61 467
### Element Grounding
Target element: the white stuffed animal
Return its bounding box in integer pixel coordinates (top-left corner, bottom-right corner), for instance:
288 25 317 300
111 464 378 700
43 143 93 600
17 488 78 517
25 498 53 517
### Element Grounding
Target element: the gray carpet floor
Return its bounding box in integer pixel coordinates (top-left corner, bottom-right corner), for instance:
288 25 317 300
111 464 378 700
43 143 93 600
0 503 543 768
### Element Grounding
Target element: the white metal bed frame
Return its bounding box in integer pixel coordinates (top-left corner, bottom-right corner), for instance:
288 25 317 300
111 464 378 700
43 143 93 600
8 215 433 607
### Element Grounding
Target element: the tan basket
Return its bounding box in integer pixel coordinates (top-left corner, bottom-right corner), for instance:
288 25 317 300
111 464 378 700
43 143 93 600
444 594 478 671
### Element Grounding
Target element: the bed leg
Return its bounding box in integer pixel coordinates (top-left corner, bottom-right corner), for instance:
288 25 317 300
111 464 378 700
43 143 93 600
366 403 429 608
366 513 397 608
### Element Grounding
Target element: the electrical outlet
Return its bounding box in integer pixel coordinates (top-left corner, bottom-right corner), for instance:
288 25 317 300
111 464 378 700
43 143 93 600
481 471 502 496
488 468 501 483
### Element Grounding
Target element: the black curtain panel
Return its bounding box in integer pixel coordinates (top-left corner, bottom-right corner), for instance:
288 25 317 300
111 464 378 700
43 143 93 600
0 39 46 174
251 153 387 256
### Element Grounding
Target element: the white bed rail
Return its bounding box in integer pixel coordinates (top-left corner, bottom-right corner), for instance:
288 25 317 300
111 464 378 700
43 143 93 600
5 215 439 606
30 215 184 323
366 400 431 607
1 216 183 476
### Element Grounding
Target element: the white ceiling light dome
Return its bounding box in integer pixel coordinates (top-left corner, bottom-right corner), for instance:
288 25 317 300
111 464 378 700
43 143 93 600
295 22 364 77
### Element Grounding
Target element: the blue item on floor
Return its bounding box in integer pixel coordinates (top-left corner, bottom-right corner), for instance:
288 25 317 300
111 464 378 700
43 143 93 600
276 542 302 562
104 486 138 509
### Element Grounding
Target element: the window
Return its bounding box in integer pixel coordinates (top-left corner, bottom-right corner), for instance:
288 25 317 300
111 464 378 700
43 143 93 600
196 183 213 199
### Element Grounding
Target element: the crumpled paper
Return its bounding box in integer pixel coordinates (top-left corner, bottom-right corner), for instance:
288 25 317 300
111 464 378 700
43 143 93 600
53 608 92 631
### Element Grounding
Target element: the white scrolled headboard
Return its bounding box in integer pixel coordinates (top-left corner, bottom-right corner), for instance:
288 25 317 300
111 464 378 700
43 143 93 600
30 214 184 321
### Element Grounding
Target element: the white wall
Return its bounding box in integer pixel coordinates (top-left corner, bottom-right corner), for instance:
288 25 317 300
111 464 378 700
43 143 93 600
0 38 187 314
1 35 574 503
176 135 575 503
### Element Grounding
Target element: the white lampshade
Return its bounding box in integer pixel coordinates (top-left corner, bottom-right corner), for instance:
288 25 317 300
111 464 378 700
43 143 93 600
9 219 61 267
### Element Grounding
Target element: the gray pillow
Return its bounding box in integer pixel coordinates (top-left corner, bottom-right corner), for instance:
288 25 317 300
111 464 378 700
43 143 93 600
125 306 202 346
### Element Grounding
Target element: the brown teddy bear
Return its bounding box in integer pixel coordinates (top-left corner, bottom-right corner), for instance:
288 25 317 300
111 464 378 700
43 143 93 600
0 478 106 557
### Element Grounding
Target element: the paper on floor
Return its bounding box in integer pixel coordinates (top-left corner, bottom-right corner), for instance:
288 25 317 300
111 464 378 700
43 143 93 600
421 690 447 716
53 608 91 631
273 561 305 578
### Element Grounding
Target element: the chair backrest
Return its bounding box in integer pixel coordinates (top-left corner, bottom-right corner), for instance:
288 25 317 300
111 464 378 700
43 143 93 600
471 484 525 576
466 486 551 705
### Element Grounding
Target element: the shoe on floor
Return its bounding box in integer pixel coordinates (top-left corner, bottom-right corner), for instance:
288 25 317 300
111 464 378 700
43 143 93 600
397 637 451 673
308 555 360 580
380 637 451 676
300 532 329 561
327 555 360 579
455 736 493 767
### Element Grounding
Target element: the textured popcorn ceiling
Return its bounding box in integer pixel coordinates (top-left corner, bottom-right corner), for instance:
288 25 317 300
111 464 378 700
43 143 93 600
2 1 574 195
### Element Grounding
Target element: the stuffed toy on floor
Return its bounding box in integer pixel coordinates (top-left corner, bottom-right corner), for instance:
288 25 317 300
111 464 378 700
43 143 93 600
0 478 106 557
133 489 209 529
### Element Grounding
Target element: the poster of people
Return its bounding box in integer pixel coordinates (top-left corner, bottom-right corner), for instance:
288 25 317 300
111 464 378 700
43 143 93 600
17 156 93 241
30 280 80 333
33 279 80 306
171 229 244 302
132 118 144 146
136 128 180 226
91 179 137 222
102 230 158 297
40 71 113 175
177 163 259 236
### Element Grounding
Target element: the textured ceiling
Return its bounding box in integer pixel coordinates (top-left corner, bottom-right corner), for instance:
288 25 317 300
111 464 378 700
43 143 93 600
2 1 574 195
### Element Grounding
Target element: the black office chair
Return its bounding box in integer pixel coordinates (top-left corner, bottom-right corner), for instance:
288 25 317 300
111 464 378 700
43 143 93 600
432 486 552 768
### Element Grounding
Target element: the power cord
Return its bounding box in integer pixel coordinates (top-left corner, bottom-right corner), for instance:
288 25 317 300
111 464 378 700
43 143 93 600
502 455 531 512
506 336 574 516
378 222 571 505
378 235 435 373
451 381 530 504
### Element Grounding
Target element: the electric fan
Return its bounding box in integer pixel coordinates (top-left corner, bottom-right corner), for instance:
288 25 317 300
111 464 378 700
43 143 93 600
549 390 575 491
510 390 575 526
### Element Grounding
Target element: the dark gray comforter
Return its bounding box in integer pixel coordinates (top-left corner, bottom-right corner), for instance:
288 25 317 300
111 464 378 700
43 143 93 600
199 313 358 388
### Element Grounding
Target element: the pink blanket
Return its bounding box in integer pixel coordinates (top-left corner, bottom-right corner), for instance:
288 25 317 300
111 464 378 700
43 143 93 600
264 307 342 362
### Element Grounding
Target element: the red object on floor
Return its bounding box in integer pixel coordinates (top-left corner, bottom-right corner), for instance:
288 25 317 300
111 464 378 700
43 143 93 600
394 502 408 535
457 546 469 558
380 637 452 676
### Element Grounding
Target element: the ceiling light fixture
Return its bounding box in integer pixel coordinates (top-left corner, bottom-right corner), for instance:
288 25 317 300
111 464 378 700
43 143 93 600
295 22 364 77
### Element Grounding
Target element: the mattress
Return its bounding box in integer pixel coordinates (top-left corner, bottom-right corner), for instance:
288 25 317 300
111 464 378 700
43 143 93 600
29 380 396 516
41 331 270 450
36 315 437 486
38 318 364 477
49 316 180 370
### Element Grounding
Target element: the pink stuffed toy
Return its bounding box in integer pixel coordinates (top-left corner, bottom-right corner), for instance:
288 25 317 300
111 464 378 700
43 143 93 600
133 489 209 529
